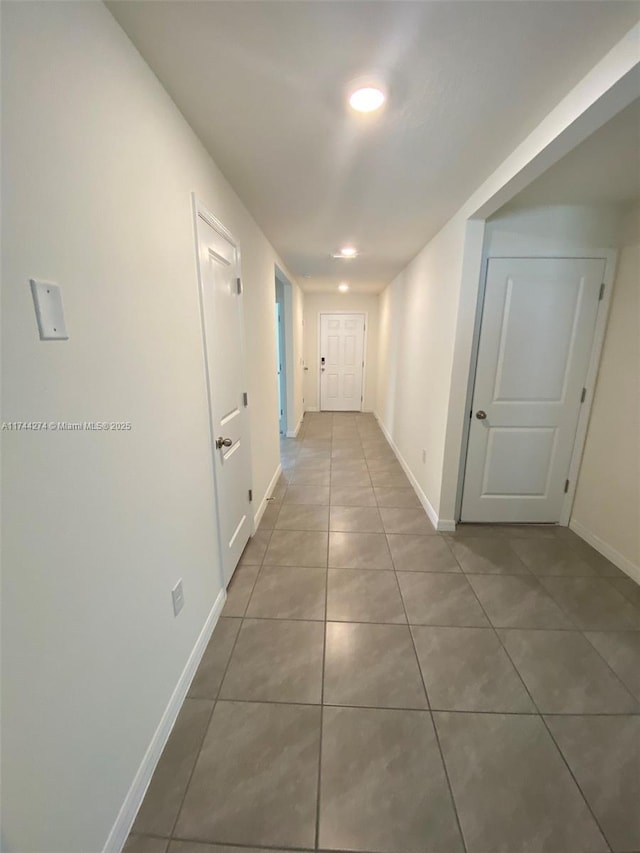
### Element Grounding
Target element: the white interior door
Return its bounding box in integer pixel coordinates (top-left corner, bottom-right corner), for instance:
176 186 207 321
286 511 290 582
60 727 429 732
196 209 252 585
320 313 365 411
461 257 605 523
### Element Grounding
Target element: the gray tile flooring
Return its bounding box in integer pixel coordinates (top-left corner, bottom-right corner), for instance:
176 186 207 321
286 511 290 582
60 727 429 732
126 412 640 853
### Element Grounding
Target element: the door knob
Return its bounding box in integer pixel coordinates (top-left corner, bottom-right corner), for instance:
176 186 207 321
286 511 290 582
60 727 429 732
216 436 233 449
476 410 487 420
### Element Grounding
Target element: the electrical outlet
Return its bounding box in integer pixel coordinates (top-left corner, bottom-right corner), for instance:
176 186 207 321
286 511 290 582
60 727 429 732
171 579 184 616
422 449 427 464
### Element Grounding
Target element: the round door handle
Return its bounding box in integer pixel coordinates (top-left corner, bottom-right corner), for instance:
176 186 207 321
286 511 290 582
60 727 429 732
216 436 233 449
476 410 487 420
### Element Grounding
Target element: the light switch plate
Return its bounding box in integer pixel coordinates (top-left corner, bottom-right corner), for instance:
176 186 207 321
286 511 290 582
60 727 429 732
30 279 68 340
171 579 184 617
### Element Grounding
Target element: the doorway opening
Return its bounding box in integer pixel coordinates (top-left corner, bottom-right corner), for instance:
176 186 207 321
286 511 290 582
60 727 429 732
274 267 294 436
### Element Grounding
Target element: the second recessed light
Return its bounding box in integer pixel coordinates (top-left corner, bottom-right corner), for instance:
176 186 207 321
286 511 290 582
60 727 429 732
338 282 349 292
349 85 386 113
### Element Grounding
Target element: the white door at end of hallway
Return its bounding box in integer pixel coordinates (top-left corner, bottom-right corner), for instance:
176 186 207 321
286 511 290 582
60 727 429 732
320 313 365 411
461 256 606 523
196 210 252 586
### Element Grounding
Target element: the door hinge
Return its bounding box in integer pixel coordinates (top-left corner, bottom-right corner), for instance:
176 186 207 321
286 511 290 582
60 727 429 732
243 392 248 407
580 387 587 403
248 489 253 502
564 479 570 493
362 360 364 367
598 282 605 301
236 277 242 295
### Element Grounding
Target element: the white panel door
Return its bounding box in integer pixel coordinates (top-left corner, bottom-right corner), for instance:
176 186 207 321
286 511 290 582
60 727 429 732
196 211 252 585
320 313 365 411
461 257 605 523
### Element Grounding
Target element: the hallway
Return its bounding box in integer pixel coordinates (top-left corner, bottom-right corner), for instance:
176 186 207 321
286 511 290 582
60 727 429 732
126 412 640 853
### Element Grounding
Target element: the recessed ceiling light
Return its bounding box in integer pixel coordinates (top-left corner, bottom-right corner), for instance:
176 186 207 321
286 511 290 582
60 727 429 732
349 86 386 113
338 282 349 293
338 245 358 258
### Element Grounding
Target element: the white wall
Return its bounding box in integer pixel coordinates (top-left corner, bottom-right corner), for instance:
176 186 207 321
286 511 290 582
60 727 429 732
376 218 468 523
571 203 640 577
376 21 638 528
376 196 634 535
484 203 623 254
1 3 302 852
303 292 379 412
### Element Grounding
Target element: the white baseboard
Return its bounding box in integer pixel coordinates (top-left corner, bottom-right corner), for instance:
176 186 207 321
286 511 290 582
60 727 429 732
374 414 455 533
569 519 640 585
102 589 226 853
304 407 318 413
254 463 283 529
286 413 303 438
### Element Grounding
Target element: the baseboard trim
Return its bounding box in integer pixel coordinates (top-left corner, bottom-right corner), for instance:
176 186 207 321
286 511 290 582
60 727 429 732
286 414 303 438
254 463 283 529
102 589 226 853
374 414 454 532
569 519 640 585
304 407 319 413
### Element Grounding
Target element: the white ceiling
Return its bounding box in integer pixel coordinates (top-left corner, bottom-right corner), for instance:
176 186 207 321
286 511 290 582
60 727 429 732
108 1 640 293
504 98 640 209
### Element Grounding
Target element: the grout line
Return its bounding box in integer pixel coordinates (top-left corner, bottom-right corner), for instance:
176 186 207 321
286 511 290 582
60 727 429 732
154 693 640 716
314 503 331 851
605 576 640 608
580 630 640 706
466 573 617 853
168 585 254 838
390 562 470 853
502 627 616 851
166 700 217 840
539 718 614 852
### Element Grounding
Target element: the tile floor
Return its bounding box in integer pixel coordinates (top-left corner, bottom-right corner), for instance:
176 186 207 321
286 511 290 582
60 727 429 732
126 412 640 853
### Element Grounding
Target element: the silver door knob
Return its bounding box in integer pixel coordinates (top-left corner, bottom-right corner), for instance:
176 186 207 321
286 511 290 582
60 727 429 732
216 436 233 449
476 410 487 420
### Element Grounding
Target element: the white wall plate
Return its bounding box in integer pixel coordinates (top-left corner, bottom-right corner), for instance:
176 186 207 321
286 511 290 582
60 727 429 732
30 279 69 340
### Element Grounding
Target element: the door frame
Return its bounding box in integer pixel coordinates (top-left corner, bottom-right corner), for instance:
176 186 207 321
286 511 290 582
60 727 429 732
191 193 256 567
275 300 287 435
457 247 618 526
317 311 368 412
275 266 296 435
